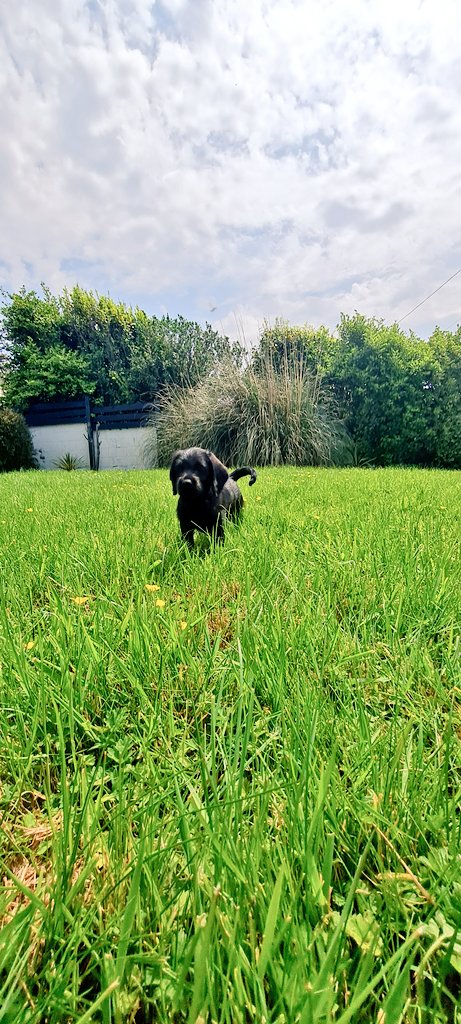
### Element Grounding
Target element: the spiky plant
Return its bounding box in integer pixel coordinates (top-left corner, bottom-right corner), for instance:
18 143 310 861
54 452 86 471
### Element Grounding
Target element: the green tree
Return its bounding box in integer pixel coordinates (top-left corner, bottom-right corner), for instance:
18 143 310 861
330 314 437 465
59 287 134 404
1 286 240 407
2 342 95 410
427 326 461 467
0 286 61 353
253 319 338 377
129 314 242 400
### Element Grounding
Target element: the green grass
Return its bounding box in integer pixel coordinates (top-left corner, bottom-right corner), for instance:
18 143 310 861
0 466 460 1023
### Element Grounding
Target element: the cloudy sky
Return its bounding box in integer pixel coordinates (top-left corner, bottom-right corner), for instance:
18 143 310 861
1 0 461 344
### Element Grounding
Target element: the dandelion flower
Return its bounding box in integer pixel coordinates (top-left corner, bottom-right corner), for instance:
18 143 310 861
72 596 91 606
145 584 161 592
26 508 33 513
25 640 35 650
180 621 187 630
155 599 166 608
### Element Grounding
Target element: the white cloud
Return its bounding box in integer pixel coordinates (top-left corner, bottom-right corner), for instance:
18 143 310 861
1 0 461 342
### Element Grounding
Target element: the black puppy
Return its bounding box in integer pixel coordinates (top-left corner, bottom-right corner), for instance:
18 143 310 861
170 447 257 547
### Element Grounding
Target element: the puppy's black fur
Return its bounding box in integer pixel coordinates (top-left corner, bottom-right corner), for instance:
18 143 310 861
170 447 257 547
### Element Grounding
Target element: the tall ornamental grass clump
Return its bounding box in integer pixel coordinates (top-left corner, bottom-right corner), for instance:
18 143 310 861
146 354 350 468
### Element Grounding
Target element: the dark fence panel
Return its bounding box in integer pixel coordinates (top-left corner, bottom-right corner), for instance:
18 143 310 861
25 397 90 427
92 402 154 430
25 397 157 429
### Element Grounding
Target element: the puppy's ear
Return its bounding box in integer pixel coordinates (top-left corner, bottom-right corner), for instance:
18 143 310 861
208 452 229 495
169 453 181 495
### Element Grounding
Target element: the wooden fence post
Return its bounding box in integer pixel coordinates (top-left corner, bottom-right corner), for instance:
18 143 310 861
84 395 96 470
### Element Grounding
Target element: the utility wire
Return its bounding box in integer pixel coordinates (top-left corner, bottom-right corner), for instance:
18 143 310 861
397 266 461 325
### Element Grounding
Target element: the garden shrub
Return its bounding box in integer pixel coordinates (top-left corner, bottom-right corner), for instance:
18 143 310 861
0 407 37 472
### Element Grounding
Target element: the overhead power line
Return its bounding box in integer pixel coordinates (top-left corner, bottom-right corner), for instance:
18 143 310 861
397 266 461 325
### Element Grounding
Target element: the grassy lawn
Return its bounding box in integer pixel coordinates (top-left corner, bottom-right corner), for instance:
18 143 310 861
0 466 460 1023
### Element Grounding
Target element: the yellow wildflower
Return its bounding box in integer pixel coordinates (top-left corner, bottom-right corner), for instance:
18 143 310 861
180 621 187 630
145 584 161 592
25 640 35 650
155 599 166 608
71 596 92 606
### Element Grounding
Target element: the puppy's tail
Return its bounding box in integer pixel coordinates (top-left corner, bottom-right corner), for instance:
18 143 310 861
229 466 257 487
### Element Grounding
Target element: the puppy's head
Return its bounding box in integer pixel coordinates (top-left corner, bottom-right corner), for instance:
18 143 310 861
170 448 228 499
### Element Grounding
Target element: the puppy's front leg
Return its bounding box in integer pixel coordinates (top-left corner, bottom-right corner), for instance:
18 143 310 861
178 516 195 548
213 517 225 545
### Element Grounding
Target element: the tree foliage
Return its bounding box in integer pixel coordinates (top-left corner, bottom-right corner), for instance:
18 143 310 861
254 319 338 377
251 314 461 467
1 286 241 409
3 342 95 409
426 326 461 467
329 314 438 466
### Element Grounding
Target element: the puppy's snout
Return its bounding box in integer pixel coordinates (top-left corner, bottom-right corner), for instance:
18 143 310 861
177 476 195 495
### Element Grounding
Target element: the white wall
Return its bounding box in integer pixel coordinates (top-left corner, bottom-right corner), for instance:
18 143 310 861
31 423 154 470
97 427 153 470
31 424 91 469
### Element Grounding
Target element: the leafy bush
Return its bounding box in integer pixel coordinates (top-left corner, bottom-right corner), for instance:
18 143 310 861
427 326 461 467
0 407 37 472
1 286 241 406
329 314 438 466
146 354 351 468
254 315 461 468
254 318 338 377
2 342 95 411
